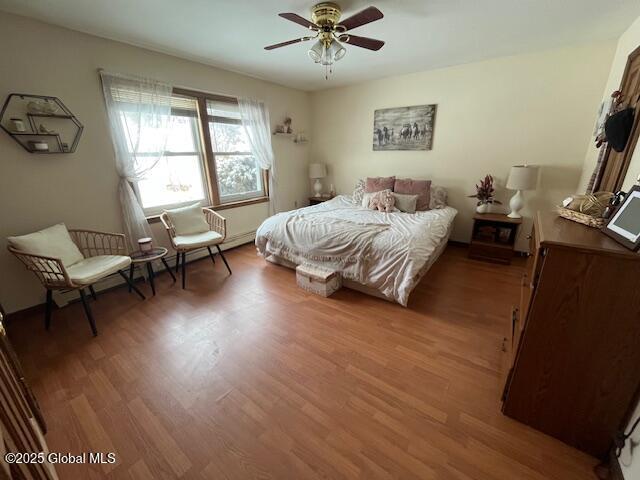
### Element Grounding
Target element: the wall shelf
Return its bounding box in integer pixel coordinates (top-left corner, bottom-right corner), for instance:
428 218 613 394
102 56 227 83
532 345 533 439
0 93 83 154
273 131 309 144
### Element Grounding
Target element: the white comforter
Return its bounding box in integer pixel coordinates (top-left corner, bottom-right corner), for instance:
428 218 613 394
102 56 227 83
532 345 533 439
255 195 457 306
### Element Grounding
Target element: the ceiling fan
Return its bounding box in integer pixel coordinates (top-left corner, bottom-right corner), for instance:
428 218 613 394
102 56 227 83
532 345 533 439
265 2 384 78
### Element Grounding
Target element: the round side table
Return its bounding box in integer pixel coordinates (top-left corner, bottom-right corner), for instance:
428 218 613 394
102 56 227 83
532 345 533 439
129 247 175 296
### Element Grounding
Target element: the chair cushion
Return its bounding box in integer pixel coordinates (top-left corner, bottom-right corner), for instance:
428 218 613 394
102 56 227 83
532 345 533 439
173 231 222 249
164 203 209 236
7 223 84 267
66 255 131 285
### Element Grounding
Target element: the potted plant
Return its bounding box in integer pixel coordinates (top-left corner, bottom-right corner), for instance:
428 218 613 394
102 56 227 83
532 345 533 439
469 174 501 213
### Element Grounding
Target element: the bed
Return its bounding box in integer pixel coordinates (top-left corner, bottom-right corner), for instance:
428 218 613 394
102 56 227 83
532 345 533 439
255 195 457 306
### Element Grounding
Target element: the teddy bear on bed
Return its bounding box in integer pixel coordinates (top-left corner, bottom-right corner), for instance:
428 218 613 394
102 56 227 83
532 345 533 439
368 189 395 213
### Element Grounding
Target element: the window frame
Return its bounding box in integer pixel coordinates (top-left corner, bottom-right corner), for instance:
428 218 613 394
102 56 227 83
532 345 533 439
172 87 269 210
133 103 211 216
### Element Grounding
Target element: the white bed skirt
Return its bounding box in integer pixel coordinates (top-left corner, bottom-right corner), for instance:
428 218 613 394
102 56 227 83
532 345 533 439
263 228 452 305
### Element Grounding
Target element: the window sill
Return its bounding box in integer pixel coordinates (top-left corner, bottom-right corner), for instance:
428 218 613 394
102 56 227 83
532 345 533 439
146 196 270 224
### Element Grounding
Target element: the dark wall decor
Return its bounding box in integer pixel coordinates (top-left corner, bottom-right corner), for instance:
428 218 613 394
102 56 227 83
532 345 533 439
0 93 83 154
373 104 436 151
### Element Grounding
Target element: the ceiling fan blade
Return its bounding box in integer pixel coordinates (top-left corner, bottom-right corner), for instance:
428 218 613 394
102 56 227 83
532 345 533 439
264 36 313 50
339 34 384 51
278 13 318 30
338 6 383 32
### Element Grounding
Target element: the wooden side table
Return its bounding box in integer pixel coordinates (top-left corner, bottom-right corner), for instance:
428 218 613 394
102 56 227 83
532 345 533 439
129 247 175 296
469 213 522 264
309 196 334 206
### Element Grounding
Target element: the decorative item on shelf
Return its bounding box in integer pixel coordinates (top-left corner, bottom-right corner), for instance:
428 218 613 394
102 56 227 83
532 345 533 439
28 140 49 152
329 184 336 197
0 93 83 154
27 99 59 115
468 174 501 214
38 124 55 135
138 237 153 253
274 117 297 138
506 165 539 218
294 131 308 144
309 163 327 197
602 185 640 251
10 118 26 132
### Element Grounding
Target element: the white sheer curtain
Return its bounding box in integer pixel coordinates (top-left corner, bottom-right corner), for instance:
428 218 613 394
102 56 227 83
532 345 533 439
238 98 277 214
100 71 173 250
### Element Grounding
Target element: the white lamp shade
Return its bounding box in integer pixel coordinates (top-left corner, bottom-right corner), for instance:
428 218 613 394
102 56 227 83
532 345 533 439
308 40 324 63
309 163 327 179
506 165 539 191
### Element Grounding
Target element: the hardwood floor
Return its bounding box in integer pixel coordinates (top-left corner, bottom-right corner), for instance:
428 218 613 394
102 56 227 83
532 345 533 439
6 244 598 479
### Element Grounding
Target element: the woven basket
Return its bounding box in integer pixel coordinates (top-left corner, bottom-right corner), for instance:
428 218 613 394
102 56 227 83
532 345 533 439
557 207 606 228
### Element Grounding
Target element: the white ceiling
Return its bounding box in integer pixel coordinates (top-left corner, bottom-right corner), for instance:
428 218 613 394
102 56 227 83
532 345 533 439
1 0 639 91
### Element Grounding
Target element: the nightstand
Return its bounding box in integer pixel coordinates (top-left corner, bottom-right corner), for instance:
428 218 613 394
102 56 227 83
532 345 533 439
309 196 334 206
469 213 522 264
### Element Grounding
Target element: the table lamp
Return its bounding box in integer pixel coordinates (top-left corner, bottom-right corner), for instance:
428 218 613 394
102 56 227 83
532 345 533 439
506 165 539 218
309 163 327 198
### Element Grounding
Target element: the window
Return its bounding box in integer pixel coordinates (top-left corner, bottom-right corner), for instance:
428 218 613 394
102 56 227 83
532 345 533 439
127 88 268 215
134 94 209 214
206 100 264 203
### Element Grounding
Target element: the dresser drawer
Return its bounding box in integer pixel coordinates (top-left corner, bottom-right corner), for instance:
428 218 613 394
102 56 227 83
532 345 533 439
501 306 519 402
519 274 533 332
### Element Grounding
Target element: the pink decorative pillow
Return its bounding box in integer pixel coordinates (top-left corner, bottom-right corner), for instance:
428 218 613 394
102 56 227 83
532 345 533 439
365 176 395 193
394 178 432 211
368 189 395 213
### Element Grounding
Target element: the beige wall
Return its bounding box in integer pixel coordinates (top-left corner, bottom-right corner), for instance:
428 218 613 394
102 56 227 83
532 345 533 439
578 15 640 193
310 42 616 250
575 14 640 480
0 12 311 313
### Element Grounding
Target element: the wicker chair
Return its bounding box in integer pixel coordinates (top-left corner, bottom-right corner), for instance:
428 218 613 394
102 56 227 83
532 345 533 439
8 227 145 336
160 207 232 289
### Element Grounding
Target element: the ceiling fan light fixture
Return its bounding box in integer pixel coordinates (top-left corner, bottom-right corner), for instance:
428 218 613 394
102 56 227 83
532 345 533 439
308 40 324 63
268 3 385 78
331 39 346 61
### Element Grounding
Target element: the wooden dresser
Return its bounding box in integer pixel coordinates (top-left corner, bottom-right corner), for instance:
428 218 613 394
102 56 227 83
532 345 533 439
502 211 640 458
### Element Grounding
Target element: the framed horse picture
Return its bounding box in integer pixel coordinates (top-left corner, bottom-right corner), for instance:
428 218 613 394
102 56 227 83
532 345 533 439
373 104 437 151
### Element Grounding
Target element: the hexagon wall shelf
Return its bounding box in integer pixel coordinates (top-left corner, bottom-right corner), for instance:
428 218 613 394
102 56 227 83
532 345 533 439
0 93 83 154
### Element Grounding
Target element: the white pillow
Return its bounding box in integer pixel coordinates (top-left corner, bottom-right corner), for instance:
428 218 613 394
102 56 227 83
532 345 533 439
361 191 378 208
352 179 365 205
8 223 84 267
164 203 209 236
393 192 419 213
430 185 448 209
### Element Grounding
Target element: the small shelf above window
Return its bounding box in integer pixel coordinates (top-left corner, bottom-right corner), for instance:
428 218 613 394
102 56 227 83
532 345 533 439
0 93 83 154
